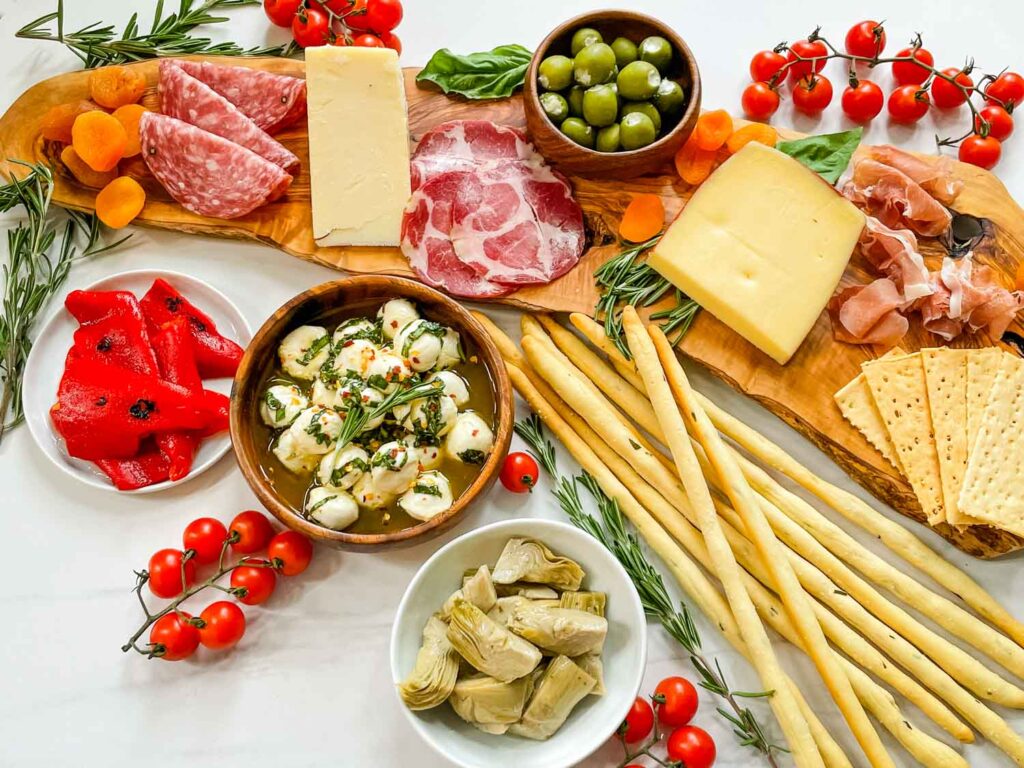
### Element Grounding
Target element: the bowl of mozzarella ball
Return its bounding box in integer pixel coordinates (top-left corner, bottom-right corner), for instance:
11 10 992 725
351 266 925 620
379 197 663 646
230 276 513 550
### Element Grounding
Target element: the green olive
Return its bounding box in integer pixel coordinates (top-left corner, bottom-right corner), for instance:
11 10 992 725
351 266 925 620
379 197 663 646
653 78 686 116
619 112 657 150
638 35 673 73
538 55 574 91
595 124 621 152
567 85 585 117
610 37 638 68
621 101 662 134
573 42 617 87
561 117 595 148
616 60 661 101
582 84 619 127
540 92 570 123
570 27 604 57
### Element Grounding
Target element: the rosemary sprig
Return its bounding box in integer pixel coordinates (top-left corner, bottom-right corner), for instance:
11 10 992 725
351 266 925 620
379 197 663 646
18 0 299 69
513 414 557 476
334 378 443 449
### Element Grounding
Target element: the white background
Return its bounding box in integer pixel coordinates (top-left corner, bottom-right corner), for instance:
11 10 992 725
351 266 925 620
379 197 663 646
1 1 1023 766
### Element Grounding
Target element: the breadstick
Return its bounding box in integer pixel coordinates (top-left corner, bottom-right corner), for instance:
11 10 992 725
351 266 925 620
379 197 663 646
470 310 523 365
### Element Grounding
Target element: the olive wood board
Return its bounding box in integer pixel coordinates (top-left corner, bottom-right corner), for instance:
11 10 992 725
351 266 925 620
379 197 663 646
2 56 1023 557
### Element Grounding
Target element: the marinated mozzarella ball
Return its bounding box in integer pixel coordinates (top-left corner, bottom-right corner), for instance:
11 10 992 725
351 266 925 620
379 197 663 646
365 350 411 393
272 431 319 473
329 337 379 380
261 384 307 428
317 443 369 490
332 317 378 344
287 406 342 455
352 474 394 510
353 385 386 432
310 378 344 410
278 325 330 380
378 299 420 340
435 328 464 371
306 486 359 530
399 471 453 521
394 319 445 372
427 370 470 408
446 411 495 464
402 394 457 438
405 435 442 471
370 440 420 495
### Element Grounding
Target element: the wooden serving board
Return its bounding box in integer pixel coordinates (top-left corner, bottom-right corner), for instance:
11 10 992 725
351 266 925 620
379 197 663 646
2 57 1023 557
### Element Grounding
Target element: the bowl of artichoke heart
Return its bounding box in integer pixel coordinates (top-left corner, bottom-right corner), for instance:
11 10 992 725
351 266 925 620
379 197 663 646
391 518 647 768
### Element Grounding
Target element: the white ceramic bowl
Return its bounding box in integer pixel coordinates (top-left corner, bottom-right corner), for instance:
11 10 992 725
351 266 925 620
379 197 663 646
390 518 647 768
22 269 251 494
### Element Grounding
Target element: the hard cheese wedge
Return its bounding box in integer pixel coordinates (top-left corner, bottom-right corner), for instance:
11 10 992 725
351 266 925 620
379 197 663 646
648 142 864 364
306 46 411 247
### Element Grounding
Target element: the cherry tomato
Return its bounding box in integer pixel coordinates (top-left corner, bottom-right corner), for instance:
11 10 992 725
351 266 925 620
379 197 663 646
931 67 973 109
352 33 385 47
892 46 934 86
148 549 197 599
229 510 275 554
149 612 200 661
792 74 833 115
667 725 717 768
263 0 302 26
841 80 884 122
340 0 370 30
887 85 930 124
845 20 886 58
380 31 401 54
786 39 827 81
620 697 654 743
182 517 228 565
741 82 780 120
231 564 277 605
199 601 246 650
500 452 540 493
959 134 1002 170
654 676 699 728
986 72 1024 109
268 531 314 576
363 0 402 34
291 3 331 48
749 50 786 83
331 36 350 46
322 0 355 11
976 104 1014 141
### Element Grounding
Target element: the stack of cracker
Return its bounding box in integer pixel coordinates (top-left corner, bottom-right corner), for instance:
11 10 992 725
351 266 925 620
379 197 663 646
835 347 1024 533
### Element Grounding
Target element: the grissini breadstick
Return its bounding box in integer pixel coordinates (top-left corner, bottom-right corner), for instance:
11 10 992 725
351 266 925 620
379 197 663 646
470 310 523 365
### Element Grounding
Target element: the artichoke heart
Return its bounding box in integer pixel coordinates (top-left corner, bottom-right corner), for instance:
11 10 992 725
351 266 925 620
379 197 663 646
509 655 596 740
573 652 605 696
447 598 542 683
507 605 608 657
441 565 498 619
495 583 560 599
398 616 460 710
492 538 585 591
487 595 533 627
449 674 533 726
559 590 607 617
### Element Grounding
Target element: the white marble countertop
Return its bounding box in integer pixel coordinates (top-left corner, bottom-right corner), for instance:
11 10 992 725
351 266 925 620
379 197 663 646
1 0 1023 766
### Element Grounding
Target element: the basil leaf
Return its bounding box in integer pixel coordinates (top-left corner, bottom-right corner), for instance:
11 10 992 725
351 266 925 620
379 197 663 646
776 128 863 185
416 44 533 100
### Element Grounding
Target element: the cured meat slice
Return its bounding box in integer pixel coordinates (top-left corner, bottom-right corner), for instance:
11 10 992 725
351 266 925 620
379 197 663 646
859 217 933 304
174 60 307 134
843 159 951 237
159 60 299 175
139 112 292 220
940 256 1024 337
857 145 963 205
411 120 535 191
828 279 909 346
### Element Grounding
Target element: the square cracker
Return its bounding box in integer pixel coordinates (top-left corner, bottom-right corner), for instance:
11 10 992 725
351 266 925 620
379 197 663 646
835 374 904 474
862 352 946 525
959 355 1024 535
967 347 1003 452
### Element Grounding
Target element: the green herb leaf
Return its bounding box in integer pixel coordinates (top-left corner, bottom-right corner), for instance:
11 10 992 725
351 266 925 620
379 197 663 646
457 449 487 465
416 44 533 100
412 481 443 497
775 128 863 185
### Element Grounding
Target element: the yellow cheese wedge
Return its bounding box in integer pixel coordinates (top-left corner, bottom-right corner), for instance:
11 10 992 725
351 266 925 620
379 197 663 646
306 46 411 247
648 142 865 364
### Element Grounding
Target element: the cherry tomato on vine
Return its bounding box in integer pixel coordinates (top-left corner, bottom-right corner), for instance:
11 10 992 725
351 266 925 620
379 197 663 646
380 31 402 54
892 46 934 86
959 134 1002 170
322 0 355 12
264 0 302 27
887 85 930 124
654 676 699 728
229 511 275 554
183 517 228 565
841 80 884 122
986 72 1024 109
976 104 1014 141
199 601 246 650
363 0 403 34
148 549 197 598
149 612 200 661
792 74 833 115
931 67 973 109
500 452 540 493
666 725 717 768
741 82 780 120
352 33 385 47
749 50 787 83
845 20 886 58
291 3 332 48
620 697 655 743
231 564 277 605
787 39 827 81
268 531 314 576
342 0 371 30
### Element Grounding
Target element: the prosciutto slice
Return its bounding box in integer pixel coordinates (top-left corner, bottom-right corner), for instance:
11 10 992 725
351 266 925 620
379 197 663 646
829 279 909 346
940 256 1024 337
858 145 963 205
843 159 952 236
859 217 933 304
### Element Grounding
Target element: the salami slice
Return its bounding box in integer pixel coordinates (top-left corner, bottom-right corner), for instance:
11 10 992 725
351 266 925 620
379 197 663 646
174 60 307 134
159 60 299 175
139 112 292 220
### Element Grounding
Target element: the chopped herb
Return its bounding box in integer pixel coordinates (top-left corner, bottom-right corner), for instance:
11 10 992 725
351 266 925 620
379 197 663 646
304 410 334 446
307 494 337 514
366 373 391 391
330 457 369 487
458 449 487 464
413 481 443 497
371 446 408 470
264 389 287 423
297 334 330 366
628 439 642 451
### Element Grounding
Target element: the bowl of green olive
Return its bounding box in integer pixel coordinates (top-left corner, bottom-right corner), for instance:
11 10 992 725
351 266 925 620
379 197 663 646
524 10 701 179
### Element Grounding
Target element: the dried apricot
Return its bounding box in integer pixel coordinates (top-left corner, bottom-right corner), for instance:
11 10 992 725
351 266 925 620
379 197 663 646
40 100 102 144
1016 262 1024 292
112 104 148 158
619 194 665 243
674 135 719 185
71 111 127 172
692 110 734 151
89 65 147 109
725 123 779 154
60 145 117 189
95 176 146 229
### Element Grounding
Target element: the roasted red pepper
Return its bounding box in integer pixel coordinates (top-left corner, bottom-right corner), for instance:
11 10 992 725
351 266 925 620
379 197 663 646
140 279 243 379
65 289 145 325
151 318 202 480
96 444 171 491
199 390 230 437
69 316 159 375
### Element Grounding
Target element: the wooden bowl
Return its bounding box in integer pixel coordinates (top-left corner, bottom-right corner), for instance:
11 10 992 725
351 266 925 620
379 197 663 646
229 276 514 551
524 9 702 179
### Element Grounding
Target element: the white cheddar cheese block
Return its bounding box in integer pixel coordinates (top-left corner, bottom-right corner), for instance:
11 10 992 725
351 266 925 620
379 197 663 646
306 46 411 247
648 142 865 364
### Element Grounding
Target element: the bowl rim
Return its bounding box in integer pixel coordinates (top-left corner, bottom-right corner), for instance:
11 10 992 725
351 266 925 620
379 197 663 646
229 275 513 548
389 517 649 768
525 8 703 159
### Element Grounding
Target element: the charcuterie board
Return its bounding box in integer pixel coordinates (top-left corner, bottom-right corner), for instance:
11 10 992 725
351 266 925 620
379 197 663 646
2 56 1023 557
